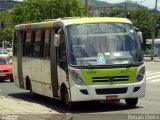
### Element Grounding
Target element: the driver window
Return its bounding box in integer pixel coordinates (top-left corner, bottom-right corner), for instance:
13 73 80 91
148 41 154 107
58 28 66 69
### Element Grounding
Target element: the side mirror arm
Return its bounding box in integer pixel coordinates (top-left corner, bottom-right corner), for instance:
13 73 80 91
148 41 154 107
137 31 143 43
54 34 60 47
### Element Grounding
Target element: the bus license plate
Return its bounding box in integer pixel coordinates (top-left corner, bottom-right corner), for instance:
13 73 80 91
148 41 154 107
0 74 6 76
106 95 118 100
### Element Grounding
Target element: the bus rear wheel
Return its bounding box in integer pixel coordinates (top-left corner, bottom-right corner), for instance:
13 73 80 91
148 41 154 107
28 81 36 98
125 98 138 107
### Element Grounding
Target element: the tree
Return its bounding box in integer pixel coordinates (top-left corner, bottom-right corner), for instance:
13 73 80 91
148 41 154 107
155 14 160 38
129 7 154 50
11 0 84 24
109 9 124 17
0 10 14 48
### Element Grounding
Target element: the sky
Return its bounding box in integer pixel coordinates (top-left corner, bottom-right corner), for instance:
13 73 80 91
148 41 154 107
98 0 160 9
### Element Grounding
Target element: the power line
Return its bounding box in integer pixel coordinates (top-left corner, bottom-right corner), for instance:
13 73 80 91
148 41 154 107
85 0 88 17
151 0 158 60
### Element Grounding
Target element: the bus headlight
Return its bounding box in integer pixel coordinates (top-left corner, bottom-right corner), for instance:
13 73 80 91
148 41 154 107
136 66 145 82
74 78 83 85
69 70 85 85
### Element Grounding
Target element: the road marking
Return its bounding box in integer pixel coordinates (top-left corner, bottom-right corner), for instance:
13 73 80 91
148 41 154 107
146 71 160 83
146 72 160 76
146 71 152 74
146 74 160 80
148 79 160 83
0 89 2 92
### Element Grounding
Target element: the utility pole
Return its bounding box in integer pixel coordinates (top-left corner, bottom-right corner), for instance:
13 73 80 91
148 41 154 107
124 0 128 18
124 2 127 18
85 0 88 17
151 0 158 60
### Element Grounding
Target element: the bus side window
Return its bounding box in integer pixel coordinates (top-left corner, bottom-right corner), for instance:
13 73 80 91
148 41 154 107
23 31 33 57
43 30 50 58
33 30 43 58
13 32 18 56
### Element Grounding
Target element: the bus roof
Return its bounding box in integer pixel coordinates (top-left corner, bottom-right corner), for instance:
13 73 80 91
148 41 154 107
69 17 131 24
15 17 132 30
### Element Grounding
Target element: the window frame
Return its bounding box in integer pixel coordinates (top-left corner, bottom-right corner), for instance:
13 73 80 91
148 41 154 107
13 32 18 56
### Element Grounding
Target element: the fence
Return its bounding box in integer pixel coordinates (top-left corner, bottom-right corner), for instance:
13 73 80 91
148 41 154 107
142 51 160 57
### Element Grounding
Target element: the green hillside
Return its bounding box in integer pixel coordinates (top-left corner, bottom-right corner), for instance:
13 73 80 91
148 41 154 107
81 0 148 10
88 0 111 7
0 1 22 10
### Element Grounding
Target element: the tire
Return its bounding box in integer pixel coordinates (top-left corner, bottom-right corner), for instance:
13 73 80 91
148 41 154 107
125 98 138 107
62 87 75 110
10 78 14 82
28 81 36 98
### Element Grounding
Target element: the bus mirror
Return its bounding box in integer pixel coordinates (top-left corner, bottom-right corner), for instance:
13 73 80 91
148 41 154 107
54 34 60 47
137 31 143 43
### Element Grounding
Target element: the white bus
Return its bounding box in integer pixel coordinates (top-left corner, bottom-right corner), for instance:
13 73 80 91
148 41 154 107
13 17 146 109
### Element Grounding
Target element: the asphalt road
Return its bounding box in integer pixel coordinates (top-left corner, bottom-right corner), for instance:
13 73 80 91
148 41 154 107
0 61 160 120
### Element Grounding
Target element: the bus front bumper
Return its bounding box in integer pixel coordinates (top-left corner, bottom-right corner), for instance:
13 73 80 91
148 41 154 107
70 79 146 102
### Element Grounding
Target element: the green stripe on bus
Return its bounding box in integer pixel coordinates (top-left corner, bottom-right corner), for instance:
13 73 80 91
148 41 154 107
81 67 137 85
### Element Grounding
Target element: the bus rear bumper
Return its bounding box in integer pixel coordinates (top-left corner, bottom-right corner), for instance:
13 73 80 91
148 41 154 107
70 80 146 102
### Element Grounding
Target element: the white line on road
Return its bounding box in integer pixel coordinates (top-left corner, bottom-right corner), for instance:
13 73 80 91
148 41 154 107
146 72 160 76
148 79 160 83
146 71 152 74
146 74 160 80
0 89 2 92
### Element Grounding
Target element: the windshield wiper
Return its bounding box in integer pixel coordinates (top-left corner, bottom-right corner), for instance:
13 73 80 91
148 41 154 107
83 60 94 68
130 49 143 62
125 60 143 68
126 61 133 68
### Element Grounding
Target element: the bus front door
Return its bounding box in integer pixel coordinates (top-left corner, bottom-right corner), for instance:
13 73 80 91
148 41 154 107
17 31 24 88
50 30 58 97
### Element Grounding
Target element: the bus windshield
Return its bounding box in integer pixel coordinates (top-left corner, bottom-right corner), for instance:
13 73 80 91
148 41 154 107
67 23 143 66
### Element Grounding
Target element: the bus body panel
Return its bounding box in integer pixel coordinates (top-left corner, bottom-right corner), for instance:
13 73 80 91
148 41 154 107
22 57 54 98
70 79 146 101
57 66 69 88
12 56 20 87
69 64 146 101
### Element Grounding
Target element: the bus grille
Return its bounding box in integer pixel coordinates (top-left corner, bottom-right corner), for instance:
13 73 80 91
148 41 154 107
92 76 129 83
0 70 9 72
96 88 128 95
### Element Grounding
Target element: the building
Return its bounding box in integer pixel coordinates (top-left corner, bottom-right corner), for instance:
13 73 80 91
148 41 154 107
146 39 160 56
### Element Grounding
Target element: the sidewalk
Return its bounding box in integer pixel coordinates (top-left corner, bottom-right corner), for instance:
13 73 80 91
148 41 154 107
144 56 160 62
0 94 72 120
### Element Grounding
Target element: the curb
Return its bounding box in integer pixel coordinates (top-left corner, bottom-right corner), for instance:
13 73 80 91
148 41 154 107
0 94 70 120
63 114 73 120
144 57 160 62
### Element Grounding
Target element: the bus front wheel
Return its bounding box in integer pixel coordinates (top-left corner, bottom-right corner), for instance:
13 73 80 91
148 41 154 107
62 88 74 110
125 98 138 107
